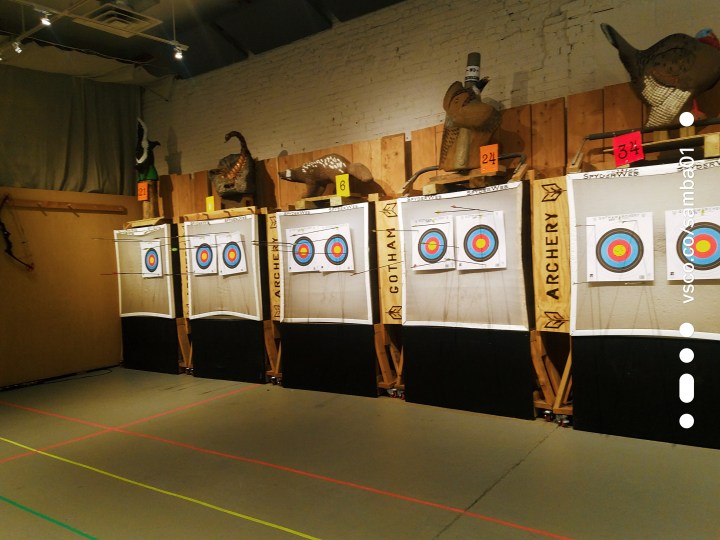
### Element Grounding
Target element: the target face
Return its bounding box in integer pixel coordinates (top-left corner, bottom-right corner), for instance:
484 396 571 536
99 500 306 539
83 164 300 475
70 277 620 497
595 228 644 273
418 228 448 263
195 243 214 270
292 236 315 267
677 222 720 270
464 225 499 262
145 248 159 273
325 234 349 265
222 242 242 269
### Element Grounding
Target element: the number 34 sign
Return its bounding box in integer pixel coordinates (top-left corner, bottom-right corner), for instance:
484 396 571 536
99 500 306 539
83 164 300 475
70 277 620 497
612 131 644 167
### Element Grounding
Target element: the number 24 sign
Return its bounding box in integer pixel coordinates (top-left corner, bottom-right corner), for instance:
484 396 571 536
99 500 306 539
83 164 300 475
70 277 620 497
613 131 644 167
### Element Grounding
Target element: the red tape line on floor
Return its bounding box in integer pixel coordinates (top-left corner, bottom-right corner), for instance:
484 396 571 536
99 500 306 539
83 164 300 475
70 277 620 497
0 390 571 539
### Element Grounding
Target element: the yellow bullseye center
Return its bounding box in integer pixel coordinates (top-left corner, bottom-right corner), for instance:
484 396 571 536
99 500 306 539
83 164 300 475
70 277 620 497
428 239 438 251
613 245 627 257
475 238 487 250
695 239 711 254
333 245 342 256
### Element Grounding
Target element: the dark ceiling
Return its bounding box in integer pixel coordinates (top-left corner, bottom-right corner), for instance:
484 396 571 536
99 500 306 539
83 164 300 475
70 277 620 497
0 0 407 79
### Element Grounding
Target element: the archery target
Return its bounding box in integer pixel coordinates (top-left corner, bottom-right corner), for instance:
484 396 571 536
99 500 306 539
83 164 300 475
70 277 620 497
141 241 162 278
596 229 643 272
196 244 213 269
217 231 247 276
411 219 455 271
116 225 176 317
666 206 720 280
318 224 354 272
682 223 720 270
292 236 315 268
326 235 349 264
287 224 354 273
455 212 507 270
190 235 217 275
586 213 654 282
277 205 372 324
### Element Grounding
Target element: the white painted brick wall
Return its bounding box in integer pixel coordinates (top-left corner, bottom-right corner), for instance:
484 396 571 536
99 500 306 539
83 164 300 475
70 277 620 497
143 0 720 175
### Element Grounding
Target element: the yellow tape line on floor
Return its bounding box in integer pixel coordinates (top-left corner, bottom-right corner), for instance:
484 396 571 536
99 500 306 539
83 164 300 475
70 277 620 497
0 436 320 540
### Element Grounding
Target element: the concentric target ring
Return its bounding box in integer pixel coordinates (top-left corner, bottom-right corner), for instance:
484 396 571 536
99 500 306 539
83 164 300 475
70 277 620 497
195 243 214 270
463 225 499 262
595 228 643 273
145 248 159 273
325 234 349 265
222 242 242 269
676 221 720 270
292 236 315 266
418 228 448 264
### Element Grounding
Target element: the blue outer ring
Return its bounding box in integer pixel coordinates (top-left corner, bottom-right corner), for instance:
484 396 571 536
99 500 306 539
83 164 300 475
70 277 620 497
292 236 315 266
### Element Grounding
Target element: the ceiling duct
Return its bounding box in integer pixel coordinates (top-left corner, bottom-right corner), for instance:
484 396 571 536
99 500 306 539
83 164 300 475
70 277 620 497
74 1 162 38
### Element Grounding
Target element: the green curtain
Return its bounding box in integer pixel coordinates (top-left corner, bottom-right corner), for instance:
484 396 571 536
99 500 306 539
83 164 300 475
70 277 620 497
0 65 141 195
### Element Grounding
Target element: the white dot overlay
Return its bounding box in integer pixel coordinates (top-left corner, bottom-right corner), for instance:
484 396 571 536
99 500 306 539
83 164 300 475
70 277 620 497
679 323 695 337
679 348 694 363
679 414 695 429
679 111 695 127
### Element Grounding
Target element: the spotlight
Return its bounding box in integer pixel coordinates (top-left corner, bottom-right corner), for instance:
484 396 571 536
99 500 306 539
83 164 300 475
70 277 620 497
13 41 22 54
41 13 52 26
174 46 183 60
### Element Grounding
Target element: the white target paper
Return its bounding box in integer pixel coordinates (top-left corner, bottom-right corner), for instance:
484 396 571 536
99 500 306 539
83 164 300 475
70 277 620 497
586 212 654 282
316 223 354 272
287 224 354 273
454 211 507 270
217 231 247 276
140 240 163 278
666 206 720 280
190 234 217 275
411 218 455 271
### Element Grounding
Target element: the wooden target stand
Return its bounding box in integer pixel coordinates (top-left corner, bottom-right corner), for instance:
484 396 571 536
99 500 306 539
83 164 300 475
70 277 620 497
266 193 397 394
554 121 720 423
530 173 574 423
178 204 273 382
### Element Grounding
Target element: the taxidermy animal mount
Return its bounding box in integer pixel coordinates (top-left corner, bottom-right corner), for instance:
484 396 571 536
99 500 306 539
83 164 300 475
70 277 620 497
135 118 160 181
440 52 501 171
209 131 256 199
278 154 373 198
601 23 720 127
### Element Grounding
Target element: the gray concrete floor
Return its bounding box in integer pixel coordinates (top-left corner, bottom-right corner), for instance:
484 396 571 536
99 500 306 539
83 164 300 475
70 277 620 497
0 367 718 539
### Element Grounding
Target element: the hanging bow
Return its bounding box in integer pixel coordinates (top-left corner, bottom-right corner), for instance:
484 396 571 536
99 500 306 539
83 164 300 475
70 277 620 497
0 195 34 271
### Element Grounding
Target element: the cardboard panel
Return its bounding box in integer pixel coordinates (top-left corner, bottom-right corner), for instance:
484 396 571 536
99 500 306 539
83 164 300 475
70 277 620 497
398 183 531 330
569 160 720 340
184 215 264 320
0 187 142 387
277 203 374 324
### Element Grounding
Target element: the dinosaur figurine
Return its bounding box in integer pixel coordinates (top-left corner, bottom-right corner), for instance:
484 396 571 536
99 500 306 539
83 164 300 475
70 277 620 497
209 131 256 199
278 154 373 198
601 23 720 127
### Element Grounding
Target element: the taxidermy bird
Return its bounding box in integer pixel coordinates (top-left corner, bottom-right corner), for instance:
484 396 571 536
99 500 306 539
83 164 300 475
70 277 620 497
135 118 160 181
278 154 374 198
601 23 720 127
439 77 501 171
209 130 255 199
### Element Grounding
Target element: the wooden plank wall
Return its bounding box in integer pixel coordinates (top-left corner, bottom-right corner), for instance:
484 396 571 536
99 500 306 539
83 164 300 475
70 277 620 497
163 80 720 216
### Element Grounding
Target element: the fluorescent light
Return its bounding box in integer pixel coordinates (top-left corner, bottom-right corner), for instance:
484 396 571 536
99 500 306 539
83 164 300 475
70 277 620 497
41 13 52 26
13 41 22 54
